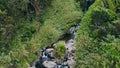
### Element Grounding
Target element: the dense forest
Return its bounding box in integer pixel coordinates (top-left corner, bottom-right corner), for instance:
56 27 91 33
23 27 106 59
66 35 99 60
0 0 120 68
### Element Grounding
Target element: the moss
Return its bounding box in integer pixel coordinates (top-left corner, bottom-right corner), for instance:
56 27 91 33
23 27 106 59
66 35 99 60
54 41 66 57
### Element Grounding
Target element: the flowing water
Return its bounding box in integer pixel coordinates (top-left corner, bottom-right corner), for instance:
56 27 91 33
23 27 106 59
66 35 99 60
29 25 80 68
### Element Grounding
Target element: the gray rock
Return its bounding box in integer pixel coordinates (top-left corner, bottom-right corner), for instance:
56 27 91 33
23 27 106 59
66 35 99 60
30 66 36 68
70 27 76 34
57 64 69 68
66 57 75 68
65 39 75 52
42 61 57 68
40 51 51 63
46 48 56 58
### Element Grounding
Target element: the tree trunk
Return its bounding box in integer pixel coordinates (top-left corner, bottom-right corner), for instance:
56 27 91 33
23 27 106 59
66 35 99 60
31 0 40 16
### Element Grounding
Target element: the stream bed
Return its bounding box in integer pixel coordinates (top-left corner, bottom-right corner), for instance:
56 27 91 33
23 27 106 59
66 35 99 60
29 25 79 68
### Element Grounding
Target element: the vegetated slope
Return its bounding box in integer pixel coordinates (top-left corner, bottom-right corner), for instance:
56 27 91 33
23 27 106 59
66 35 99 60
76 0 120 68
0 0 82 68
41 0 82 32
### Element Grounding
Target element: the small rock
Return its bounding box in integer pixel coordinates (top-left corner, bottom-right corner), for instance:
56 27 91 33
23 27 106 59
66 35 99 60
42 61 57 68
51 42 58 47
40 51 51 63
57 64 69 68
68 39 75 44
46 48 56 58
30 66 36 68
67 57 75 68
65 39 75 52
70 27 76 34
46 48 54 52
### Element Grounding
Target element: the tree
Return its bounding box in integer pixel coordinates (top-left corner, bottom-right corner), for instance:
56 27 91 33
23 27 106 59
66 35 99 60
29 0 40 16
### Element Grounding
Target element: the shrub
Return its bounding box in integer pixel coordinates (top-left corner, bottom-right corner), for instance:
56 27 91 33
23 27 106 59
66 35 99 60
76 0 120 67
54 41 66 57
41 0 82 32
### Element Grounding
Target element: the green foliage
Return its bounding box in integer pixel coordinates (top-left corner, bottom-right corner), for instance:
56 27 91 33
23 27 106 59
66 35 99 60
2 0 120 68
0 10 6 14
27 21 61 53
54 41 66 57
0 0 29 18
100 35 120 61
41 0 82 32
76 0 120 68
80 4 117 39
75 0 95 11
0 0 82 67
76 34 120 68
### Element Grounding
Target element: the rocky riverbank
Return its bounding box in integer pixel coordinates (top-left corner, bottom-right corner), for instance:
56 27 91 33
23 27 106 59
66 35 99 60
29 25 79 68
